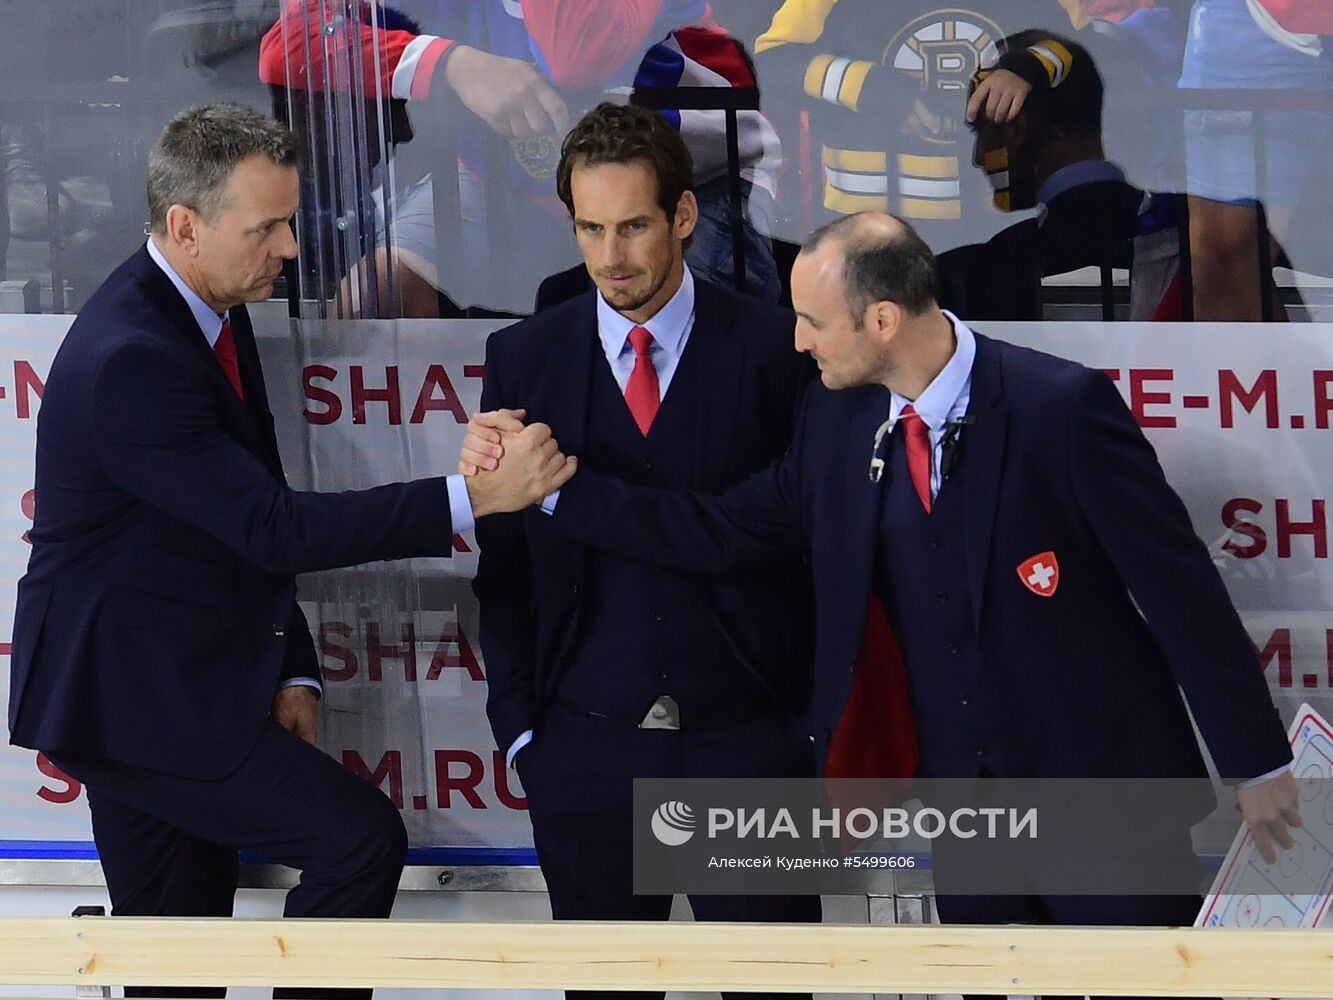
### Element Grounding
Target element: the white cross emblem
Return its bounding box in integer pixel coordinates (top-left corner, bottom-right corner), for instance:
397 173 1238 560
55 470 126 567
1026 562 1056 590
1017 551 1059 597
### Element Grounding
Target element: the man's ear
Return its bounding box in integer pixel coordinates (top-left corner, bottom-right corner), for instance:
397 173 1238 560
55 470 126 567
673 189 699 242
865 298 904 344
165 204 201 257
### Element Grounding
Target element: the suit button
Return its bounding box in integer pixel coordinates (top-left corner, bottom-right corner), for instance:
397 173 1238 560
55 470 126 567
653 614 663 624
947 643 959 655
936 591 948 603
927 536 940 550
272 624 285 637
959 696 971 707
974 747 984 758
571 585 579 598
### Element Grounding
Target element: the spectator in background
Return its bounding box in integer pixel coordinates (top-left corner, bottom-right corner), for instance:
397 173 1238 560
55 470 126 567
938 30 1163 320
751 1 1113 252
262 0 783 315
260 1 421 310
1178 0 1333 320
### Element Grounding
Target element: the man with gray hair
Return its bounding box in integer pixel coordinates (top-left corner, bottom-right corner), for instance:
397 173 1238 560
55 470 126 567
8 103 571 993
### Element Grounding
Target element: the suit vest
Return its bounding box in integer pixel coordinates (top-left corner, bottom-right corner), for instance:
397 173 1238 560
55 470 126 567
556 340 772 723
875 424 993 777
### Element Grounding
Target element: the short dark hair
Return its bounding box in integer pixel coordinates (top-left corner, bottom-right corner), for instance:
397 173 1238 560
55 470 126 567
555 102 694 222
147 103 299 234
803 213 938 320
996 30 1104 139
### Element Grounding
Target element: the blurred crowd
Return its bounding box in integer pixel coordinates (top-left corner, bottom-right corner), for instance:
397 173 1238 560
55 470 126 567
1 0 1329 320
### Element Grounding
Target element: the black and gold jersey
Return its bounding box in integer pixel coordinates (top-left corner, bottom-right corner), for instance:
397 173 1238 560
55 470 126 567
754 0 1092 235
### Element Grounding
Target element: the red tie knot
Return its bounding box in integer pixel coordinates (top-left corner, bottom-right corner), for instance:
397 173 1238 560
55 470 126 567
628 325 654 359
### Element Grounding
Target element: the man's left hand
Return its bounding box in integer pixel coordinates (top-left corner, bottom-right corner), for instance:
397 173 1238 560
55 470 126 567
966 68 1032 124
1236 771 1301 864
272 686 318 746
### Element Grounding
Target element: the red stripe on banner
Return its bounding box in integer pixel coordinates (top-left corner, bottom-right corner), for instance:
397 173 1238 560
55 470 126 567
1182 396 1210 409
0 643 11 656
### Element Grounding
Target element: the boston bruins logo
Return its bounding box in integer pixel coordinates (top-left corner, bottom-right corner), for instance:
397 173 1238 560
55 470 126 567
884 8 1004 96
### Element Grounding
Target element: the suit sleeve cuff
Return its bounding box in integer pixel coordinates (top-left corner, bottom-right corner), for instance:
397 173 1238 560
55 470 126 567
506 730 534 768
447 474 476 534
1238 761 1293 788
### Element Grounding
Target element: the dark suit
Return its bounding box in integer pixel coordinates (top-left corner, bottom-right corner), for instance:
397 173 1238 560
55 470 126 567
475 276 819 1000
548 328 1290 955
8 246 455 977
938 178 1145 320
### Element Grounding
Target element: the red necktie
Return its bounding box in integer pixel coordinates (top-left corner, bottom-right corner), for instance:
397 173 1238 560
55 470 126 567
623 325 659 436
215 317 245 401
901 403 931 512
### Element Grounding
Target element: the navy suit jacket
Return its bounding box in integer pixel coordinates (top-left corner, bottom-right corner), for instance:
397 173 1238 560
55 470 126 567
8 246 456 779
551 330 1291 787
474 278 815 755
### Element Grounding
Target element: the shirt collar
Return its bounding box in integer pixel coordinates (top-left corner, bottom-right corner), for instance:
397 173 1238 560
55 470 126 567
597 266 695 360
146 238 227 347
889 310 976 432
1037 159 1125 210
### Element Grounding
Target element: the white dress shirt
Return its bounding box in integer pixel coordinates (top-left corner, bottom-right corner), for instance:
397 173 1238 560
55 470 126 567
886 310 976 501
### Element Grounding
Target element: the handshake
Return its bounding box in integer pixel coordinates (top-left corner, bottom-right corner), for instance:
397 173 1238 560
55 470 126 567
459 409 578 517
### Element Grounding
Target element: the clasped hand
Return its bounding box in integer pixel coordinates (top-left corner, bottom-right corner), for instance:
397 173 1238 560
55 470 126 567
461 409 576 516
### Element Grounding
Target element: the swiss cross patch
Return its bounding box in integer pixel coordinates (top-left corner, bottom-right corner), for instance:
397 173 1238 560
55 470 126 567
1017 552 1060 598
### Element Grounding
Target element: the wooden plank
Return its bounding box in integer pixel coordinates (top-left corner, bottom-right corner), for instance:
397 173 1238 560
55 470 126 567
0 919 1328 995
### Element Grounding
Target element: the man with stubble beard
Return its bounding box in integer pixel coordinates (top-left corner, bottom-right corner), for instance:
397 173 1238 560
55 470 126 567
471 101 819 1000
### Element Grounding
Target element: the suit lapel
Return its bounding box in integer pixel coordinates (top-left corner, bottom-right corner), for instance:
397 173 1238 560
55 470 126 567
135 247 224 372
534 294 599 592
961 333 1007 630
133 248 280 470
543 293 598 458
841 384 893 625
680 280 743 487
228 306 285 476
